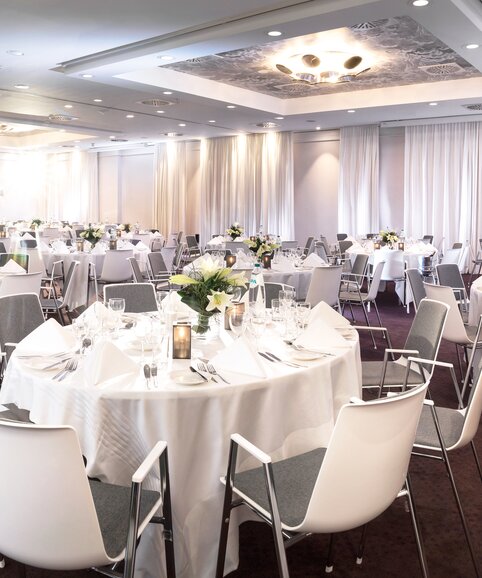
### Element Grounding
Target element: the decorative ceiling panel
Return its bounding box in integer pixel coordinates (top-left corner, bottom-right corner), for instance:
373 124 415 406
163 16 481 99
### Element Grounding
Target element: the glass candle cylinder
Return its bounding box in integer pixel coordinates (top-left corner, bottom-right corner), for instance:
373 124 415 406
109 239 117 250
172 323 191 359
261 254 272 269
76 239 84 252
398 242 405 251
374 241 381 250
225 254 237 268
116 229 122 238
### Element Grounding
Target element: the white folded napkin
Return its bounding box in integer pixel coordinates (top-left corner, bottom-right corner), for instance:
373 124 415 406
210 336 267 378
0 259 26 274
294 317 349 350
135 241 149 251
22 232 35 240
206 235 225 246
83 340 138 387
161 291 194 317
15 318 76 357
51 240 69 254
308 301 351 328
303 253 326 267
78 301 111 326
234 250 254 266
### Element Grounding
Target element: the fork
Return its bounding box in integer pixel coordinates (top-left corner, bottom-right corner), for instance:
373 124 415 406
203 359 230 384
261 351 306 369
54 357 79 381
197 361 216 382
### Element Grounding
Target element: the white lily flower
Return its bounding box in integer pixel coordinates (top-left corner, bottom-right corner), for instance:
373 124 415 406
206 291 232 312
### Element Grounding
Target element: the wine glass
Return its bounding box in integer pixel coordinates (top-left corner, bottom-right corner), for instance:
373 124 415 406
108 298 125 336
229 311 248 338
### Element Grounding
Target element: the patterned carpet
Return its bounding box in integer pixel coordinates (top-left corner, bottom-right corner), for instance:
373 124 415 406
2 284 481 578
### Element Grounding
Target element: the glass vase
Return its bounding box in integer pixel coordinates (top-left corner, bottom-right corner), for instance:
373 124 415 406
192 313 219 340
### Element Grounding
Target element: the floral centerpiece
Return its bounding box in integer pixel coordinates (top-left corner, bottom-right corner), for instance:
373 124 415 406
30 218 43 229
118 223 131 233
170 255 248 335
226 222 243 240
244 235 280 258
379 229 399 247
80 225 104 247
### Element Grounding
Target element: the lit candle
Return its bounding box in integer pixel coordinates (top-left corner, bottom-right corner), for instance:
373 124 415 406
172 323 191 359
76 239 84 252
225 254 237 268
116 229 122 238
374 241 381 250
398 241 405 251
262 254 272 269
224 302 245 330
109 239 117 250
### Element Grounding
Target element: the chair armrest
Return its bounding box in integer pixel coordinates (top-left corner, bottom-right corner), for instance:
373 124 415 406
132 440 167 483
385 348 419 357
352 326 388 332
349 396 365 404
231 433 271 464
406 357 463 406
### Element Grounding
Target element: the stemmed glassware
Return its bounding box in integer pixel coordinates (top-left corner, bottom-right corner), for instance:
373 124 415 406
228 311 248 338
108 298 125 337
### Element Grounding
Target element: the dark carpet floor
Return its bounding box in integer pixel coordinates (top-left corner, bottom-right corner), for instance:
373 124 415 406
2 283 481 578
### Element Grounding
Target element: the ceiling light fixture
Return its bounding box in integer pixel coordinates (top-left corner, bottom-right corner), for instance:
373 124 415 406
275 51 370 85
64 104 73 109
347 109 356 113
7 50 24 56
412 0 429 6
316 126 321 130
275 116 284 120
178 123 186 127
93 98 103 103
268 31 282 37
208 120 216 123
14 84 29 89
226 105 236 109
159 55 174 60
429 102 438 106
81 74 93 78
465 43 479 50
163 91 173 95
156 110 165 114
126 114 134 118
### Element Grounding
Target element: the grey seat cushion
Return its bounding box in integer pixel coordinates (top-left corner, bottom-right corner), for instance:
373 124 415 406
339 290 367 303
233 448 326 528
0 403 32 423
362 361 424 387
415 405 465 449
89 480 160 558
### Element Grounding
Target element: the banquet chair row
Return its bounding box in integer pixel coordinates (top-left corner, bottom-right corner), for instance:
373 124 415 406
0 420 176 578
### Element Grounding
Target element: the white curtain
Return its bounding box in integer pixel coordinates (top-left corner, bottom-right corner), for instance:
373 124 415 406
154 141 188 237
338 125 379 235
200 132 294 244
404 122 482 253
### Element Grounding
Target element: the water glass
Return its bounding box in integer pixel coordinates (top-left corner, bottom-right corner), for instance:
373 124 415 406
229 311 248 338
108 297 125 336
271 299 283 321
296 302 311 329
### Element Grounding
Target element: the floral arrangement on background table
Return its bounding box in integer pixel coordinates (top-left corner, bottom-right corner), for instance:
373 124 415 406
244 235 280 258
118 223 131 233
170 255 248 334
226 222 244 240
30 218 43 229
379 229 399 247
80 225 104 247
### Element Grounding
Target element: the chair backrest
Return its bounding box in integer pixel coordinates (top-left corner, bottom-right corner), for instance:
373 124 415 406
0 272 42 298
0 253 29 271
313 242 328 262
300 383 428 533
440 248 461 265
453 370 482 450
350 253 369 277
423 283 470 344
60 261 80 309
20 239 37 249
0 242 5 254
422 235 434 244
336 233 348 241
161 247 176 270
373 249 404 281
405 268 426 311
148 251 169 277
452 242 463 249
304 236 315 256
173 242 185 269
186 235 199 250
128 256 144 283
0 293 44 356
402 298 449 372
263 282 295 308
365 261 386 300
104 282 157 313
99 250 133 283
25 248 45 273
305 266 342 307
338 240 353 256
319 236 332 257
0 421 112 569
436 263 465 289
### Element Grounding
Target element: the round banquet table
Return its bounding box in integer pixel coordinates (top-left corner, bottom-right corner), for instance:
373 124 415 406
0 317 361 578
260 262 313 300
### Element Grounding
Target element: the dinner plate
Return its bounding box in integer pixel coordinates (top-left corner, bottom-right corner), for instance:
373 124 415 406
170 370 206 386
126 338 155 351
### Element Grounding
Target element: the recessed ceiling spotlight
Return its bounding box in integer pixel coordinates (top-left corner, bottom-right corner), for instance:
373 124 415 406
163 91 173 95
429 102 438 106
93 98 103 103
14 84 29 89
465 43 479 50
109 135 116 139
412 0 429 6
159 55 174 61
347 109 356 113
178 123 186 127
156 110 165 114
275 116 284 120
7 50 24 56
74 140 81 143
81 74 93 78
165 132 182 137
64 104 73 109
268 30 282 37
226 105 236 109
126 114 135 118
208 120 216 123
59 129 66 133
316 126 321 130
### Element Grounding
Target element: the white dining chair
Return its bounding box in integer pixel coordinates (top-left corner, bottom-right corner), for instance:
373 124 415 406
97 250 133 285
0 272 42 298
305 266 342 308
0 420 176 578
216 383 430 578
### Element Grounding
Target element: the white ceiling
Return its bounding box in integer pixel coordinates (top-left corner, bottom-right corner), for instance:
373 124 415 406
1 0 482 150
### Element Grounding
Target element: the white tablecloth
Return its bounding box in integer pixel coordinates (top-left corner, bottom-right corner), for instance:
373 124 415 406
0 320 361 578
261 263 313 301
469 281 482 326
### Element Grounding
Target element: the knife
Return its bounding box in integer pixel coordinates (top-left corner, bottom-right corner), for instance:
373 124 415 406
190 366 209 381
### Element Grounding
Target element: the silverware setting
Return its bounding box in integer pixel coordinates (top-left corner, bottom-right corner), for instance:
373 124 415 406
143 363 151 389
259 351 306 368
52 357 79 381
190 366 208 382
201 358 231 384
